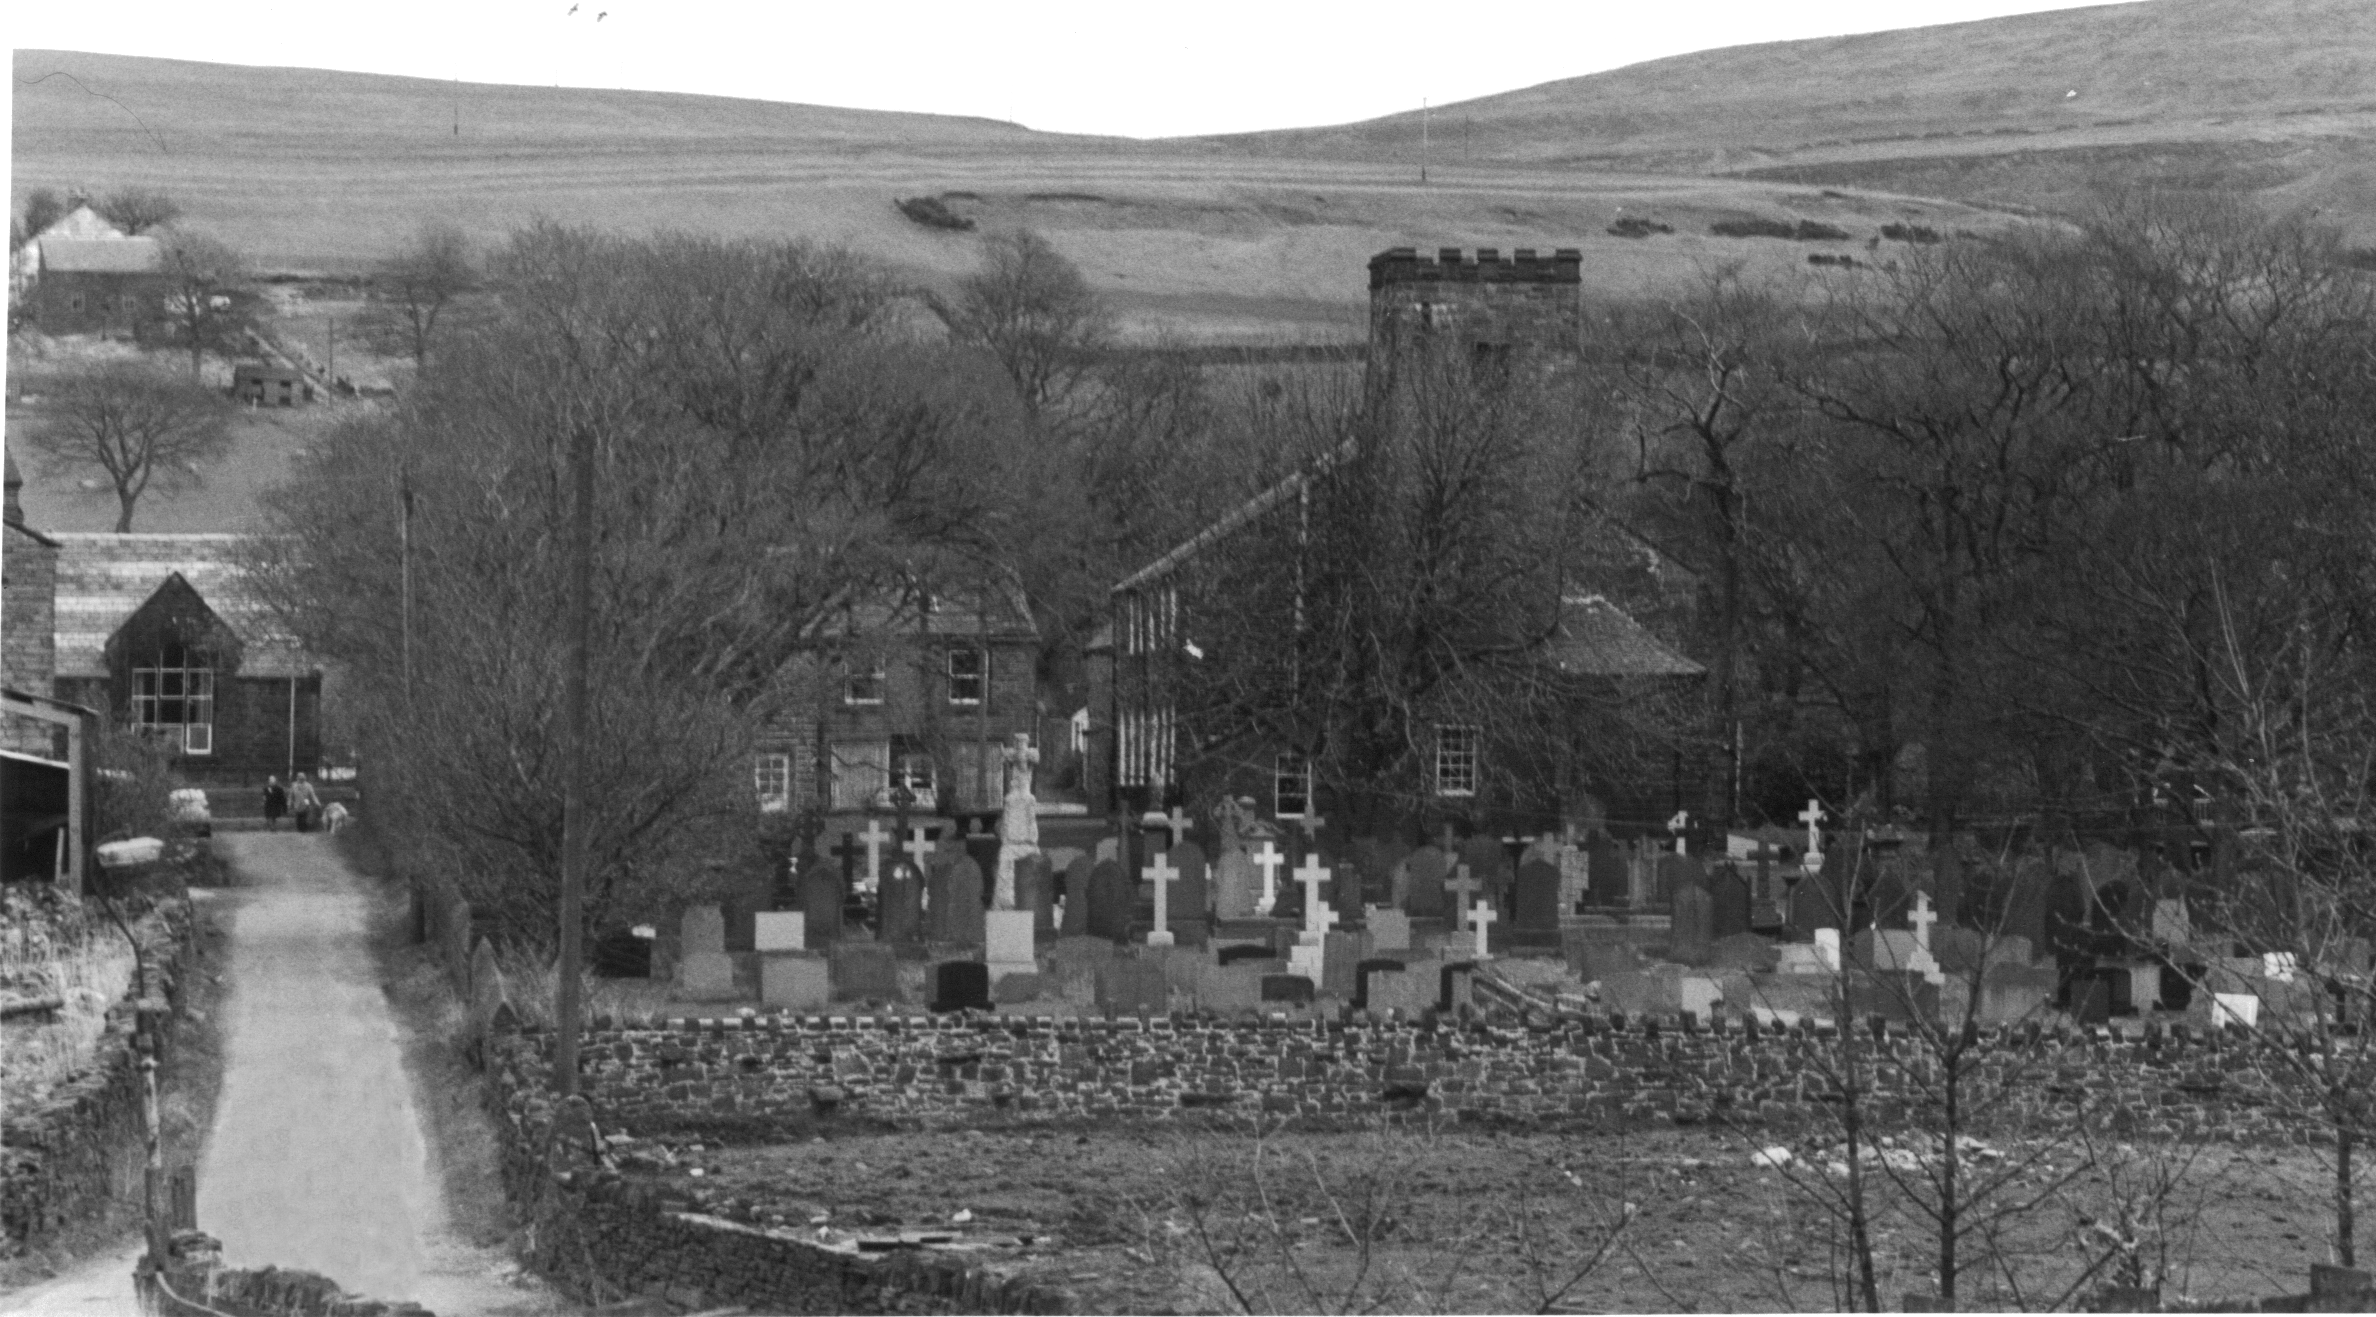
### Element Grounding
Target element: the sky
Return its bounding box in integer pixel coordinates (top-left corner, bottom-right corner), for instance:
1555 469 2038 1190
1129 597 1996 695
11 0 2147 139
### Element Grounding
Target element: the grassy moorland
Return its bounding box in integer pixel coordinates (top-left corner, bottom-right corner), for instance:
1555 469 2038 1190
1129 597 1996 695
1215 0 2376 240
13 49 2014 344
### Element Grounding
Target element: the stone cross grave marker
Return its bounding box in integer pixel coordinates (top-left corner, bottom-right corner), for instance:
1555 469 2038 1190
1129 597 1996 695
1252 839 1285 915
832 831 865 882
858 818 890 888
1668 809 1691 855
1160 805 1193 848
902 824 937 870
1296 855 1337 936
1798 799 1827 870
1144 849 1179 947
1469 902 1496 959
1908 891 1945 984
1445 864 1482 931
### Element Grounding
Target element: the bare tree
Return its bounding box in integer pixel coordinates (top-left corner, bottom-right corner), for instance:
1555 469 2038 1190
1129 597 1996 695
95 186 183 235
26 360 233 531
369 220 476 371
14 187 66 249
930 228 1112 416
153 230 248 378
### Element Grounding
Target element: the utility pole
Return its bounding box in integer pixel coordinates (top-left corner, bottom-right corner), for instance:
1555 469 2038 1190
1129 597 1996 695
554 421 595 1098
399 469 414 704
1420 98 1430 185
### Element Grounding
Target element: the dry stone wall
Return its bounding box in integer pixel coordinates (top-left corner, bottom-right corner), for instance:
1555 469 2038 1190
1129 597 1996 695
487 1009 2334 1142
1 900 197 1259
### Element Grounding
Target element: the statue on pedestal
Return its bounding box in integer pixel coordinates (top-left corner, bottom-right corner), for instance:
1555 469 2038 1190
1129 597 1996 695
994 732 1040 909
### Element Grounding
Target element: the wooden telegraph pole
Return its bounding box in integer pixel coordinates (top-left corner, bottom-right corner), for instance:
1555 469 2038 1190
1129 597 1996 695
554 421 595 1097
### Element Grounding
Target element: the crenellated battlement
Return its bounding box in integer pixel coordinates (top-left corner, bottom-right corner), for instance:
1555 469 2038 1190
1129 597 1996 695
1369 246 1583 290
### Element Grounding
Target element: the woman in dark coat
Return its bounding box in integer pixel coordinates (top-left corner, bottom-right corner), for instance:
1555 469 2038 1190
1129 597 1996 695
263 776 287 832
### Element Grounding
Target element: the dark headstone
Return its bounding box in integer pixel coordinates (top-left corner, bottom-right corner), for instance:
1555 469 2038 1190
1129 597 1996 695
1440 962 1477 1012
1218 944 1276 966
1710 866 1752 940
1261 974 1316 1004
1460 836 1512 906
2067 973 2112 1025
1404 846 1452 917
1015 853 1057 934
932 853 987 945
799 856 845 947
1787 872 1834 940
591 928 651 978
879 861 925 945
964 830 1002 897
1168 841 1211 928
1514 859 1563 933
830 943 902 1002
1086 860 1133 943
1670 884 1713 965
1587 835 1626 903
931 961 992 1013
1061 854 1094 935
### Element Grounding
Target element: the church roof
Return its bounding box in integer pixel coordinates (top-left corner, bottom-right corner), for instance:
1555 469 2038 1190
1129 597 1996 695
1543 594 1703 678
50 534 312 678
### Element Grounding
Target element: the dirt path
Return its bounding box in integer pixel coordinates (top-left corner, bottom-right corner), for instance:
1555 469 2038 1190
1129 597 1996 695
2 835 564 1316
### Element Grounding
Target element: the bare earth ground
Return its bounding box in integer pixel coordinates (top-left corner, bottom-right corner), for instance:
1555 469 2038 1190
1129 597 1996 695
648 1121 2361 1313
0 836 565 1317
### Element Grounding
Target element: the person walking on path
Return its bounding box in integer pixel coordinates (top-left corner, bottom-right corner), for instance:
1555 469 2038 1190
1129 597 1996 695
262 776 287 831
288 774 321 833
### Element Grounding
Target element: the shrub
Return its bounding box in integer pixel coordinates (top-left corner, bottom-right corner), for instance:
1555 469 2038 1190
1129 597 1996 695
1881 223 1945 244
1606 217 1674 239
1809 253 1859 268
1793 220 1852 241
1711 218 1853 242
895 195 975 232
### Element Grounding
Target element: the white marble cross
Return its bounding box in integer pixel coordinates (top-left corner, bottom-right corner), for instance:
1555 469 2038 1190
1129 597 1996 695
1468 901 1497 959
1144 850 1179 947
859 818 890 887
902 825 936 868
1298 810 1327 839
1668 809 1691 855
1908 891 1938 953
1294 854 1335 936
1252 839 1285 915
1445 863 1482 931
1160 806 1193 848
1798 799 1827 858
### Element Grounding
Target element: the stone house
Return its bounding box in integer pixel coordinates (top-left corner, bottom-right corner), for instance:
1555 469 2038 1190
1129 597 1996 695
42 533 324 787
757 578 1042 830
2 455 62 757
10 205 163 338
1097 246 1703 835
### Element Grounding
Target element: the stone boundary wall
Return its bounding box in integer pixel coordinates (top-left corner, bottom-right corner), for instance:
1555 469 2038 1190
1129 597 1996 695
488 1009 2340 1141
1 900 197 1259
480 1051 1071 1313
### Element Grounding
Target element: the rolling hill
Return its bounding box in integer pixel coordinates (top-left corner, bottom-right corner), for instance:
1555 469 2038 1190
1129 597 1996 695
1211 0 2376 240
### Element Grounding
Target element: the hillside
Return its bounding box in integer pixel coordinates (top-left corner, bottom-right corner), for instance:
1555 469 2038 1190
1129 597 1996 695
12 50 2017 345
1210 0 2376 240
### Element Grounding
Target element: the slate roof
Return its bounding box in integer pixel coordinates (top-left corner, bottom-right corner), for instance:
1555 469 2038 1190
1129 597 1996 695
1543 594 1704 679
40 236 162 275
808 578 1037 644
50 534 311 679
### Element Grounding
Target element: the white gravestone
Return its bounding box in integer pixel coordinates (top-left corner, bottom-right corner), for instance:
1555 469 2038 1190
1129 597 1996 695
1367 906 1411 952
1289 856 1337 984
984 909 1037 984
1144 850 1179 948
1799 799 1827 872
1906 892 1945 985
1468 901 1496 960
754 911 805 953
1252 839 1286 916
858 818 890 890
1814 927 1842 973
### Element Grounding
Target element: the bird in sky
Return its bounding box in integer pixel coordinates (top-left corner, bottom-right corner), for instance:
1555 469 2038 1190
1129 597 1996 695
597 9 607 18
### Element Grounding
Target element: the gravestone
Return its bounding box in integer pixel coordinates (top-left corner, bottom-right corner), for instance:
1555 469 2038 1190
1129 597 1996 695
1261 975 1317 1005
879 861 925 945
1351 838 1407 909
830 943 903 1003
1168 841 1212 935
761 953 830 1011
985 909 1037 984
1014 854 1057 934
1351 957 1407 1010
591 928 652 978
1587 834 1626 905
1086 860 1133 943
1061 855 1095 936
676 905 736 1000
753 912 805 953
1404 846 1452 917
963 830 1002 896
1670 884 1714 965
1513 860 1563 935
1932 926 1987 976
1213 837 1258 920
2067 974 2113 1025
1368 907 1412 952
1710 866 1753 940
1787 873 1834 940
798 858 845 946
1367 958 1443 1016
1851 928 1927 974
1322 931 1366 998
1979 960 2058 1024
1460 836 1512 909
931 961 992 1013
1659 852 1707 904
1096 958 1169 1014
928 853 987 946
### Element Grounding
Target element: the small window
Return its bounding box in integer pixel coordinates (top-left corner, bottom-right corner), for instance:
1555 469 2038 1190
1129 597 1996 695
753 753 791 813
947 648 985 705
893 752 935 794
1435 724 1480 798
1275 752 1312 819
132 644 214 756
69 293 86 313
845 657 885 705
